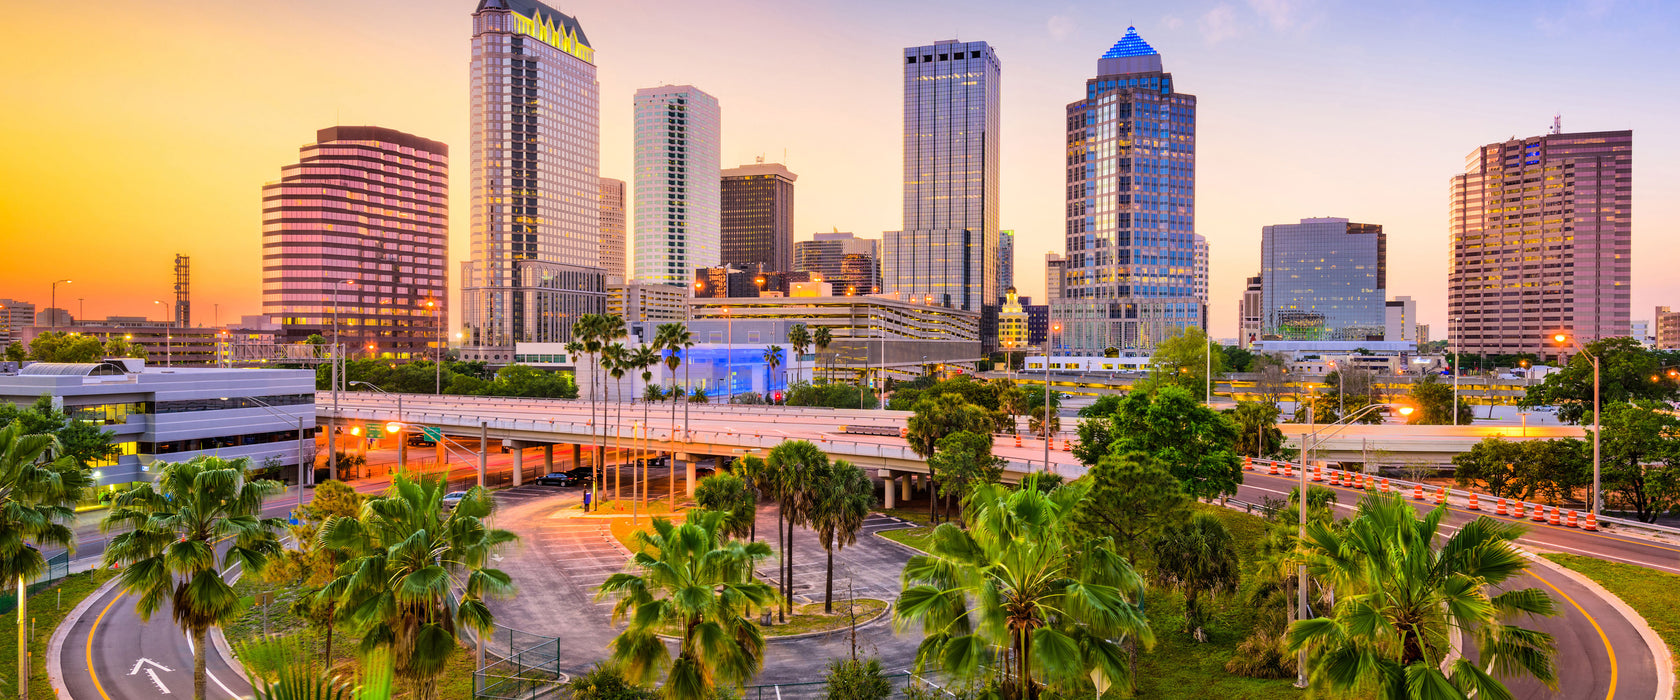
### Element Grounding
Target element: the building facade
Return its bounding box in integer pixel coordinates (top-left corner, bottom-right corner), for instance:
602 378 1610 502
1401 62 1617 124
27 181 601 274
793 232 880 295
262 126 448 360
608 282 687 326
885 40 1002 345
1385 296 1417 343
1657 306 1680 350
999 229 1015 295
1632 319 1652 348
1054 27 1202 354
633 85 722 286
0 299 34 346
1449 129 1633 357
1238 275 1262 348
1045 252 1065 301
998 287 1028 352
720 162 796 274
462 0 604 349
599 177 627 282
1260 218 1387 341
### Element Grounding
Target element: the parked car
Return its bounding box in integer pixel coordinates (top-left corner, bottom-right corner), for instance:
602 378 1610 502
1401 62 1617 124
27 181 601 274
407 434 435 447
695 466 717 480
441 491 469 509
534 471 580 487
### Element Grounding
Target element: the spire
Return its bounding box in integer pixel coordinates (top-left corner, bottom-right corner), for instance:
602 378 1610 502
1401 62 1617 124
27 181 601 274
1102 27 1158 59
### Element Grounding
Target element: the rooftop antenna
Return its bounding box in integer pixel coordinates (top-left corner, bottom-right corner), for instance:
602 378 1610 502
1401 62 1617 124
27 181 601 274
756 154 765 164
1550 113 1562 135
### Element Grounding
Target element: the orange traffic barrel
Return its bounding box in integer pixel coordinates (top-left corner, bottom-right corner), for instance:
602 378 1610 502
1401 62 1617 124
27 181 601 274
1548 507 1561 526
1584 513 1598 531
1435 487 1446 505
1567 510 1578 528
1496 498 1508 516
1531 504 1547 523
1467 492 1479 510
1412 484 1424 500
1015 434 1022 448
1313 465 1323 482
1513 501 1526 518
1380 478 1390 493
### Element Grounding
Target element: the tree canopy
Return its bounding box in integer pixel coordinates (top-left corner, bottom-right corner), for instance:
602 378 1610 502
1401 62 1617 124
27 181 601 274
1522 337 1680 424
1093 386 1243 499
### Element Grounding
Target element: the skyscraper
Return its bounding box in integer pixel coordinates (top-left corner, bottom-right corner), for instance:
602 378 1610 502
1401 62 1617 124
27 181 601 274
998 229 1015 295
793 232 880 295
262 126 449 359
720 162 796 274
1238 275 1262 348
633 85 722 286
599 177 627 282
1385 296 1417 343
1449 128 1632 357
1260 218 1387 341
1045 252 1065 301
1055 27 1201 353
462 0 603 348
884 40 1001 343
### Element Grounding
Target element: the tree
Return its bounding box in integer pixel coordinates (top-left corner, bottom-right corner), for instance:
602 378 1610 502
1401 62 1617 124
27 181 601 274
1022 385 1061 438
995 379 1026 434
655 322 695 481
694 473 756 541
762 345 785 399
1288 493 1558 699
102 456 284 700
1407 372 1473 425
1227 400 1287 459
926 431 1005 521
812 326 833 384
906 394 991 523
631 343 663 513
26 331 104 363
319 476 516 700
766 440 828 620
574 315 608 503
822 658 891 700
1222 345 1256 373
0 423 89 695
599 510 775 700
808 460 872 613
1523 337 1680 424
787 324 810 386
1106 386 1243 500
3 341 25 364
895 475 1155 699
1070 450 1189 562
1595 400 1680 522
1451 438 1529 499
731 453 769 543
0 395 118 469
264 479 362 662
1077 394 1125 419
567 664 659 700
1251 353 1291 406
1150 512 1240 642
1150 326 1225 392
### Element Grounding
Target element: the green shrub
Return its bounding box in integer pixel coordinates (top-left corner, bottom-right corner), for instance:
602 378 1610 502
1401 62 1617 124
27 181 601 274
567 664 657 700
1223 631 1296 679
822 658 892 700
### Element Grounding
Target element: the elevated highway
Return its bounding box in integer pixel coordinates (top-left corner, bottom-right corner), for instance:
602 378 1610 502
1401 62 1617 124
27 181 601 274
1278 423 1588 466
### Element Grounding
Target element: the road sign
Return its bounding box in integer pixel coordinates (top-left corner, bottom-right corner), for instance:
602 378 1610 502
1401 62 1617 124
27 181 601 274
421 426 443 441
366 425 383 439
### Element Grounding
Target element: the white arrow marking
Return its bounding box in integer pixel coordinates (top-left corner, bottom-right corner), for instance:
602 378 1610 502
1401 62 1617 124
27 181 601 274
146 668 172 694
130 658 175 675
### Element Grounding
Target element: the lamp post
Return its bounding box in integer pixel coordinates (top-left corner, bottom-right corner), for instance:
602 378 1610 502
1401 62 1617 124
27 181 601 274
151 300 173 366
1043 319 1060 474
50 279 70 329
1553 333 1601 515
330 279 355 482
427 299 443 394
724 306 733 405
1450 318 1461 426
221 396 312 511
350 381 406 477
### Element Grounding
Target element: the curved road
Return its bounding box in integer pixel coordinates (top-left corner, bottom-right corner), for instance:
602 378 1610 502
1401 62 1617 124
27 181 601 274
62 578 253 700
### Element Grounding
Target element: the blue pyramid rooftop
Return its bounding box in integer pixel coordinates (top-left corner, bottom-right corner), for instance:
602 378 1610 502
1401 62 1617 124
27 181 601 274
1101 27 1158 59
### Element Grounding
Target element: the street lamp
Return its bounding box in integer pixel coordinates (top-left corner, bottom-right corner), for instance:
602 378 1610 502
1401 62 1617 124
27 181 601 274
350 380 406 478
50 279 70 329
1553 332 1602 515
151 300 173 366
426 298 443 394
329 279 355 482
1043 320 1061 473
220 396 312 511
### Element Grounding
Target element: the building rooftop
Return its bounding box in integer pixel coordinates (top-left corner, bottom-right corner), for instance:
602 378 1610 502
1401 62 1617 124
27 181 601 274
476 0 591 49
1102 27 1158 58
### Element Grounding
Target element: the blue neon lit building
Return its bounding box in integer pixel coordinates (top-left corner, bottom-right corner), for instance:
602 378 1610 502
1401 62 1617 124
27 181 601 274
1052 27 1205 353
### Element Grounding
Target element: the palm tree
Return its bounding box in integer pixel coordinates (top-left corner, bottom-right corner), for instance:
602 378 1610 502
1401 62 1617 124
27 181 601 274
601 316 629 497
1150 511 1240 642
631 344 663 519
654 322 693 509
573 315 605 502
812 326 832 384
319 476 516 700
602 342 628 501
765 440 827 621
598 510 775 700
895 475 1154 699
906 394 992 523
732 453 769 543
0 423 89 697
1287 492 1558 699
787 324 810 386
102 455 284 700
693 472 755 540
808 460 871 613
762 345 785 402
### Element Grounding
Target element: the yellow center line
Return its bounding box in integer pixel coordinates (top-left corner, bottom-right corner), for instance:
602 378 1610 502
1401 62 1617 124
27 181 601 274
86 590 123 700
1532 571 1617 700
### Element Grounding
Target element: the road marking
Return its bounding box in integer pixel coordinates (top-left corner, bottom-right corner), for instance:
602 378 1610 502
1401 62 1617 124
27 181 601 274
145 668 172 694
131 658 175 674
1531 571 1618 700
87 590 123 700
183 633 244 699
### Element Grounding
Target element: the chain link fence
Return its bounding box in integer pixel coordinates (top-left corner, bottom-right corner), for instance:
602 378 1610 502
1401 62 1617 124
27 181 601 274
0 550 71 615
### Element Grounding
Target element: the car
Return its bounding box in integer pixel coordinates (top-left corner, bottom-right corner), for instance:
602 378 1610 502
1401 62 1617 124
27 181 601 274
644 455 670 467
440 491 469 509
695 466 717 480
406 434 435 447
533 471 580 487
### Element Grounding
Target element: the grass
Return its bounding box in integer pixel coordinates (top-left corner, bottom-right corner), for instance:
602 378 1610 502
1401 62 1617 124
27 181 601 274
876 525 937 553
225 578 477 699
0 569 115 700
762 600 888 637
1542 552 1680 698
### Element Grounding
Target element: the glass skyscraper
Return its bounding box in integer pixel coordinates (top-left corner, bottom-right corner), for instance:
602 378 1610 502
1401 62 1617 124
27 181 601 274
462 0 604 349
598 177 626 282
633 85 722 286
720 162 796 274
884 40 1001 345
1259 218 1387 341
1054 27 1202 353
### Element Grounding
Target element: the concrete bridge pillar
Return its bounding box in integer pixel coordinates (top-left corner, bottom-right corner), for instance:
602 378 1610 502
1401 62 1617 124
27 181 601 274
900 474 912 502
436 439 446 467
571 444 581 470
544 444 555 472
878 469 896 508
512 444 524 487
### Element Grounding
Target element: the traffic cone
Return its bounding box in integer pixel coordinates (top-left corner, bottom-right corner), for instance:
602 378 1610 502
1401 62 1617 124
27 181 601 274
1467 492 1480 510
1435 487 1446 505
1514 501 1526 518
1496 498 1508 516
1531 504 1547 523
1584 513 1598 531
1268 461 1279 476
1330 470 1341 486
1412 484 1424 500
1244 456 1253 471
1548 506 1561 526
1313 465 1323 483
1283 463 1293 477
1567 510 1578 528
1015 434 1022 448
1380 477 1390 493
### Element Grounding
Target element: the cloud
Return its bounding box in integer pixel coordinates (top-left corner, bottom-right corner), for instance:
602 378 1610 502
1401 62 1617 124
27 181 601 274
1247 0 1301 30
1048 14 1076 40
1200 4 1241 43
1161 14 1184 30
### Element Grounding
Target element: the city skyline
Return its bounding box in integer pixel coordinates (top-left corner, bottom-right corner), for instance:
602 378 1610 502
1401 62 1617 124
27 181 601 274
2 1 1677 339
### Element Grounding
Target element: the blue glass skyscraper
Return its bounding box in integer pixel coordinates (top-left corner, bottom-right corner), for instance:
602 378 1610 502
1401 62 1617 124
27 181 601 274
1053 27 1203 353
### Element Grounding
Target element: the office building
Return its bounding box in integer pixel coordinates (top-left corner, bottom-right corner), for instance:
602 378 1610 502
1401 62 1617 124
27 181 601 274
999 230 1016 294
998 287 1028 352
692 266 792 299
462 0 605 349
1658 307 1680 350
599 177 627 282
609 282 687 325
262 126 449 360
1054 27 1202 354
1025 303 1049 346
20 323 220 367
1238 275 1262 348
1632 319 1652 348
885 40 1002 346
36 309 74 327
1449 128 1632 357
720 162 796 274
1385 296 1417 343
1260 218 1387 341
633 85 722 286
1045 253 1065 301
1194 234 1209 312
0 300 35 346
1417 324 1430 345
793 232 880 295
0 360 315 485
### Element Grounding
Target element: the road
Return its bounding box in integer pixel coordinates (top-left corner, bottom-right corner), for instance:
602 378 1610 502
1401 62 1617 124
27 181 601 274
1236 469 1663 700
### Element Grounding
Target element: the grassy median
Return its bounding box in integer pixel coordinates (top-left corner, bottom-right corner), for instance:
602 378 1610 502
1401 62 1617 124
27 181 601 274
0 569 115 700
1542 552 1680 698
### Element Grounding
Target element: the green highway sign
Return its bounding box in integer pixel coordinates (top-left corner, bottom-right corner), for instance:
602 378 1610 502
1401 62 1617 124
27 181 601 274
421 426 443 441
365 425 383 439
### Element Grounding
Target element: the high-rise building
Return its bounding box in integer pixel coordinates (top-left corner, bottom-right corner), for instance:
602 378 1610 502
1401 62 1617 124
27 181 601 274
793 232 880 295
998 229 1016 295
1260 218 1387 341
998 287 1028 352
634 85 722 286
0 300 35 346
1054 27 1202 353
1045 252 1065 301
463 0 604 349
1238 275 1262 348
1657 307 1680 350
34 309 74 327
262 126 449 359
1193 234 1209 314
1631 319 1652 348
1417 324 1430 344
720 162 796 275
1385 296 1417 343
599 177 627 282
1449 128 1632 357
885 40 1002 345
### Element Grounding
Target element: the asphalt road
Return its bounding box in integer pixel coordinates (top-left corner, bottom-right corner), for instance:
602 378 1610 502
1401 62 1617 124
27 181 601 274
1236 469 1662 700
